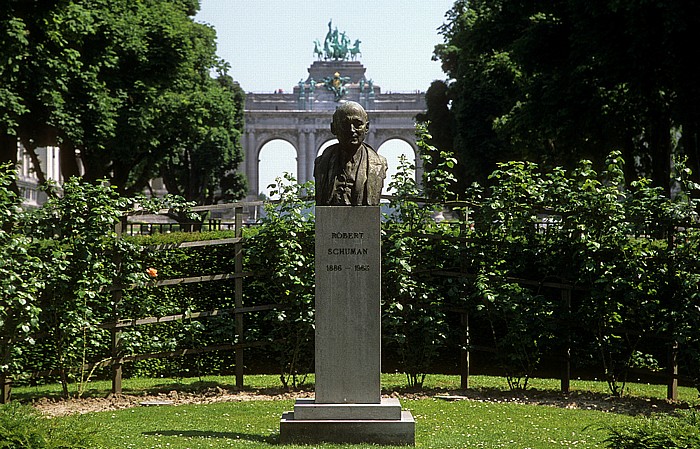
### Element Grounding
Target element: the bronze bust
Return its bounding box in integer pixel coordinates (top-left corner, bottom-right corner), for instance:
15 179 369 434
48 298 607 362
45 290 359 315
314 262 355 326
314 101 387 206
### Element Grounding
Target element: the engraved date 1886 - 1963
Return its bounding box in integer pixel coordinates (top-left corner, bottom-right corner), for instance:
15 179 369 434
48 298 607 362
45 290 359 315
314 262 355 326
326 264 370 272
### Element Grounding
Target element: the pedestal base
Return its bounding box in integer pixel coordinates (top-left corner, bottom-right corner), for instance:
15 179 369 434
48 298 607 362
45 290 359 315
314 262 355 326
279 402 415 445
294 397 402 420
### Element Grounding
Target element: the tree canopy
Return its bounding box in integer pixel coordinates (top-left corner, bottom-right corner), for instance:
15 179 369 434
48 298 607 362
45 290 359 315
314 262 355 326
430 0 700 194
0 0 246 202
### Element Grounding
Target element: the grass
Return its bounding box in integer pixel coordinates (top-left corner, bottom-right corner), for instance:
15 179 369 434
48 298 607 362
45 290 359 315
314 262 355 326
72 398 639 448
10 374 699 448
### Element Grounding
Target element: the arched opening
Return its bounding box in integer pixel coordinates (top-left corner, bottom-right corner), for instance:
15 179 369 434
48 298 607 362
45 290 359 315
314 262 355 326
258 139 297 199
377 139 416 195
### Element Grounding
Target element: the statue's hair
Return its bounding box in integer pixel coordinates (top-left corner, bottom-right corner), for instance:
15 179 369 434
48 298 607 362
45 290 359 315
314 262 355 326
332 101 368 125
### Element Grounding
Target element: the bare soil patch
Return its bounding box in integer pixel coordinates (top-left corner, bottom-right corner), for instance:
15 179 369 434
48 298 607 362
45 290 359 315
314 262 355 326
31 386 692 418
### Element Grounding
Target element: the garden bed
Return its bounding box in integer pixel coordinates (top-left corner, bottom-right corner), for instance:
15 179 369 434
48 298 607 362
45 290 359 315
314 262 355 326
32 383 690 418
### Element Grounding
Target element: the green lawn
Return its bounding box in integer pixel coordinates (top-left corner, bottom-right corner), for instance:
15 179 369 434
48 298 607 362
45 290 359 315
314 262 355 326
15 374 694 449
72 398 639 448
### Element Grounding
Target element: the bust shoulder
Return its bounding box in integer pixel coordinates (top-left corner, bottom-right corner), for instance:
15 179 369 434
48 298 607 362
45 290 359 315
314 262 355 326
363 143 387 167
315 143 341 163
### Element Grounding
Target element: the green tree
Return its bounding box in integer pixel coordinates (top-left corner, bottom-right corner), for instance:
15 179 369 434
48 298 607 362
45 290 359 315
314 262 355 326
0 0 246 201
160 74 247 204
432 0 700 194
0 5 29 182
416 81 458 190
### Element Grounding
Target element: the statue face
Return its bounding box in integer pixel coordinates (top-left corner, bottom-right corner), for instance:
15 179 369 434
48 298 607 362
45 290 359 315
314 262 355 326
332 104 369 150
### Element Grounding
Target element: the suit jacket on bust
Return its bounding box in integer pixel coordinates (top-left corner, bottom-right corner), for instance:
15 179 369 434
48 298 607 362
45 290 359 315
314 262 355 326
314 142 387 206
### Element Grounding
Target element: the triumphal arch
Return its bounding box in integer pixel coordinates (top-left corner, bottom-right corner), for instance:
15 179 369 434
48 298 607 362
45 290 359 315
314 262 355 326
242 22 426 200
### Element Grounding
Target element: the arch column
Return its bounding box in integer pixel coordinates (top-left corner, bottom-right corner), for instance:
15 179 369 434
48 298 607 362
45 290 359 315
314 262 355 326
413 142 423 189
246 130 258 198
298 131 308 183
366 128 377 149
306 129 317 183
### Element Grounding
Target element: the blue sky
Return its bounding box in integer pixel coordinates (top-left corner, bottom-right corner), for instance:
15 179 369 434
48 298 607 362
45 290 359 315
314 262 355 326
195 0 456 93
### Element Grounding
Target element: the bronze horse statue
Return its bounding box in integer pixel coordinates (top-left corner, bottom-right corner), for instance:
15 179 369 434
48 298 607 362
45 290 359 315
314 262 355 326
349 39 362 60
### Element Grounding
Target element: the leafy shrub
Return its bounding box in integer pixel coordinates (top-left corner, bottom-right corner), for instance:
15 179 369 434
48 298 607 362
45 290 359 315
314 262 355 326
462 153 700 394
382 126 460 387
605 410 700 449
5 138 700 396
0 402 101 448
244 174 316 389
20 178 135 397
0 165 44 382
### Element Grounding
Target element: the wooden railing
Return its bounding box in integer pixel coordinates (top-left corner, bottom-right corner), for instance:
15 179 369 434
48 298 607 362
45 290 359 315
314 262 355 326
0 201 272 403
108 202 256 394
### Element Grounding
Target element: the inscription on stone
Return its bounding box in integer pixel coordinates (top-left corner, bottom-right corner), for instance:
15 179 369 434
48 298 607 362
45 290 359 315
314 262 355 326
315 206 381 404
326 232 370 269
331 232 364 239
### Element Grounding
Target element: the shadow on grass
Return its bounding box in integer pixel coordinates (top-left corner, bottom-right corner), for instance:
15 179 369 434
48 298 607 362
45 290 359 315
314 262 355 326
145 380 228 394
144 380 314 396
390 385 693 417
11 388 108 402
143 430 278 444
10 379 314 404
11 381 236 402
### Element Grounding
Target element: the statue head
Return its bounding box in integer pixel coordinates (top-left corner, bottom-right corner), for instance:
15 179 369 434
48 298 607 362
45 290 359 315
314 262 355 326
331 101 369 152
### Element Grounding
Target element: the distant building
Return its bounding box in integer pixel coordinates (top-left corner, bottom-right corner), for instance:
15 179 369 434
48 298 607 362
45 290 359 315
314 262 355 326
14 140 169 208
243 59 427 201
16 142 62 207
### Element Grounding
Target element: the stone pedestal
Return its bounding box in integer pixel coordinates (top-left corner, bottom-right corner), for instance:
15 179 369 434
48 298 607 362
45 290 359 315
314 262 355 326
280 410 415 445
315 206 381 404
279 206 415 445
307 60 367 84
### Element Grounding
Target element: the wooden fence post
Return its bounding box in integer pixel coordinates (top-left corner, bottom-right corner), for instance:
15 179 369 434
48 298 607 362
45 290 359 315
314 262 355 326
1 335 11 403
667 340 678 401
460 311 470 390
0 374 10 404
561 287 571 395
666 225 679 401
234 208 244 388
458 219 470 390
111 215 127 395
